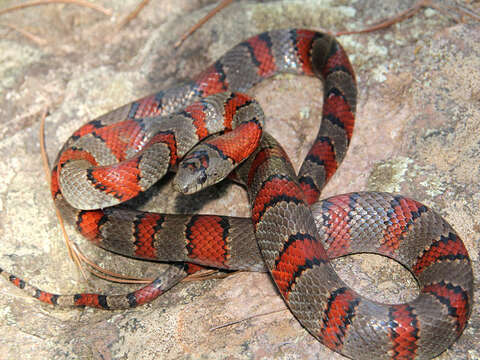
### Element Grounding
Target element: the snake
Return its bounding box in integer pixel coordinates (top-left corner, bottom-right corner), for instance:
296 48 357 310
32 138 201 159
0 29 473 360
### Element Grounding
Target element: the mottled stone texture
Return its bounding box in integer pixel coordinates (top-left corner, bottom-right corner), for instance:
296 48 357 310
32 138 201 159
0 0 479 359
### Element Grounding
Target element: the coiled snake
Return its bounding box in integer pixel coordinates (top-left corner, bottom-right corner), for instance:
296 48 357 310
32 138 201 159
0 29 473 360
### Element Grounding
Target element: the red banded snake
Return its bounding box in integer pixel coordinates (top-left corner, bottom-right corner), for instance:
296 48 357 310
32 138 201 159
0 29 473 360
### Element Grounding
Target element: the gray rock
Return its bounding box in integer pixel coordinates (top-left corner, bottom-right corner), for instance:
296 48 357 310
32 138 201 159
0 0 478 359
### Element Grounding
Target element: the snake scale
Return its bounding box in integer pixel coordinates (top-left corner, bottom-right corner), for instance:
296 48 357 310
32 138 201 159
0 29 473 359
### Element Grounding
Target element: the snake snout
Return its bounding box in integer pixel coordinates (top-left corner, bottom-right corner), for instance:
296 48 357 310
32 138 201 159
173 168 204 195
172 176 194 194
171 181 184 194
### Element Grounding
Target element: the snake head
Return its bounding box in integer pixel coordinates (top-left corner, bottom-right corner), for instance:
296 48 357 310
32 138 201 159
174 147 232 195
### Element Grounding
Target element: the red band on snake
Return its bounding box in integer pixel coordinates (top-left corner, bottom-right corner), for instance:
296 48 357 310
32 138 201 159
0 29 473 360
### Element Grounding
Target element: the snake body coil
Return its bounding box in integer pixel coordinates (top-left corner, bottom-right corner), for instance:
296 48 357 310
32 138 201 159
1 29 473 360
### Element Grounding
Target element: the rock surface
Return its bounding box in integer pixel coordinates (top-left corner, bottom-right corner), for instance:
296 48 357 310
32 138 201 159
0 0 479 359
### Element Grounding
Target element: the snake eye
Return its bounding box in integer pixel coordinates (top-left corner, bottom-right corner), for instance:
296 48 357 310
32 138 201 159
196 170 207 185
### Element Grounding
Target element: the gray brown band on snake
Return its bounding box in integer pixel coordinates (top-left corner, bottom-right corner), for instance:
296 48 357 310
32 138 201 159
0 29 473 360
